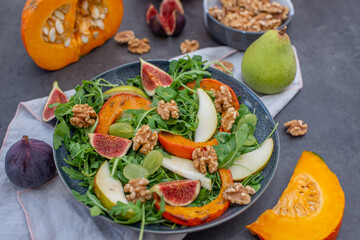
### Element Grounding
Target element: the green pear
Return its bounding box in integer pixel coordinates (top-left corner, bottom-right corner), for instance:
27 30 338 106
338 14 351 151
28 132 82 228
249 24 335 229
241 26 297 94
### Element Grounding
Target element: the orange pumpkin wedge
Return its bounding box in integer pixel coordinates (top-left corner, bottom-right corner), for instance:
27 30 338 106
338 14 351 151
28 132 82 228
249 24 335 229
186 78 240 110
95 93 151 135
247 151 345 240
158 131 218 159
154 168 233 226
21 0 123 70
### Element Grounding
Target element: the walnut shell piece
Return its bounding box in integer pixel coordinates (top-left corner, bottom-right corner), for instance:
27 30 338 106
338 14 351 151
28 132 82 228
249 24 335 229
223 183 256 205
157 100 179 120
124 178 152 203
192 145 218 174
113 30 135 44
70 104 97 128
180 39 199 54
284 120 308 136
128 38 151 54
133 125 158 154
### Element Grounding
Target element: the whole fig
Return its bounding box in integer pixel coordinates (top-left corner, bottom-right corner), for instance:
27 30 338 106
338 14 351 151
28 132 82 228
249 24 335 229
5 136 56 188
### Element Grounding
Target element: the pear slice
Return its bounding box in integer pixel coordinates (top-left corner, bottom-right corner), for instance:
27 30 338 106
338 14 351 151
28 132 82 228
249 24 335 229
229 138 274 181
162 156 212 190
194 88 218 142
93 161 131 214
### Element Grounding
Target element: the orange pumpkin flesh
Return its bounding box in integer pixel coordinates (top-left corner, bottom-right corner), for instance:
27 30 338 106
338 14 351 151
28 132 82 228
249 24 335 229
158 132 218 159
95 94 151 135
154 168 233 226
247 151 345 240
21 0 123 70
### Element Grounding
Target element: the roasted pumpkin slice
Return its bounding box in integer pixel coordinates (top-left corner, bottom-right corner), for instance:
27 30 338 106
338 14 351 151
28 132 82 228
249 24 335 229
247 151 345 240
21 0 123 70
95 93 151 135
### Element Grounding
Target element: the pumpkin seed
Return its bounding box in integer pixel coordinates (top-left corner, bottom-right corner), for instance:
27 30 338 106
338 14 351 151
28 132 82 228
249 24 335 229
81 1 89 11
55 19 64 34
81 34 89 43
54 10 65 20
64 37 70 47
104 7 108 13
49 28 56 42
95 19 104 30
109 122 133 139
43 27 49 36
99 13 105 19
142 150 163 175
93 31 99 38
123 164 148 180
91 6 100 19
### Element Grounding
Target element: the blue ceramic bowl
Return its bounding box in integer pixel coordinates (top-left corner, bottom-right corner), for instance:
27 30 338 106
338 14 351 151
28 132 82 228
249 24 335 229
54 60 280 234
203 0 295 50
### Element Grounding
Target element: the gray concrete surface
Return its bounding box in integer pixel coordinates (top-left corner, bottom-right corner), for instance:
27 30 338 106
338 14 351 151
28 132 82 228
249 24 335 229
0 0 359 239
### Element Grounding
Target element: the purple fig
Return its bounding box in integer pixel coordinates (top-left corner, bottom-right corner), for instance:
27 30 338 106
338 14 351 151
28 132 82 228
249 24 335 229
149 15 167 37
173 11 186 36
5 136 56 188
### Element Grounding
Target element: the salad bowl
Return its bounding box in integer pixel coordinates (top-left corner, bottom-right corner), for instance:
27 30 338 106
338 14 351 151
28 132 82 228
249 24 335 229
54 59 280 234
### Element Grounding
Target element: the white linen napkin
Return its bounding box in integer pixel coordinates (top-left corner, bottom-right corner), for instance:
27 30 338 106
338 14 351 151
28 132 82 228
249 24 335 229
0 46 302 240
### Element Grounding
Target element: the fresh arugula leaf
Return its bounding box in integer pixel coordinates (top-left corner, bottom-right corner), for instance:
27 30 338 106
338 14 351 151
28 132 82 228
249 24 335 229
155 87 178 102
53 120 70 150
62 166 86 180
90 206 104 216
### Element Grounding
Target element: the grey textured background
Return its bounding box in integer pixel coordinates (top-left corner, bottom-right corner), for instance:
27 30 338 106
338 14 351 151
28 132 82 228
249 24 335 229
0 0 359 239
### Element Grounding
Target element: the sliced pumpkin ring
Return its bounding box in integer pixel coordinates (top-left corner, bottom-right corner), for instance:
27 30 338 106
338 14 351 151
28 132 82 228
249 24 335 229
21 0 123 70
247 151 345 240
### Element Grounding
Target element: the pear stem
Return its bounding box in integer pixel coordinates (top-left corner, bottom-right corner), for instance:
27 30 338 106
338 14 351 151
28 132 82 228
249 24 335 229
278 25 287 35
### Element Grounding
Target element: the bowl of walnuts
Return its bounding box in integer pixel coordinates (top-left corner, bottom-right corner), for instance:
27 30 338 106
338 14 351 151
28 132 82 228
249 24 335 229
203 0 295 50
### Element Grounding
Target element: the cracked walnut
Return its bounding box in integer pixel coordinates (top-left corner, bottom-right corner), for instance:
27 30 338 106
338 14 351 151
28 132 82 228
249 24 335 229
180 39 199 54
133 125 158 154
284 120 308 136
70 104 97 128
128 38 151 54
213 85 234 113
124 178 152 203
157 100 179 120
221 107 239 132
192 145 218 174
223 183 255 205
114 30 135 44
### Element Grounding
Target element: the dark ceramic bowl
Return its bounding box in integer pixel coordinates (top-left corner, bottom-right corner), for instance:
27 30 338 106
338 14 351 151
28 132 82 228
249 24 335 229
203 0 295 50
54 60 280 234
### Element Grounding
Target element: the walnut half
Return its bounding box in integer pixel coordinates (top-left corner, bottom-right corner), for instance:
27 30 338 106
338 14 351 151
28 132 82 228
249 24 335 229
70 104 97 128
223 183 255 205
128 38 151 54
157 100 179 120
221 107 239 132
124 178 152 203
192 145 218 174
284 120 308 136
180 39 199 54
133 125 158 154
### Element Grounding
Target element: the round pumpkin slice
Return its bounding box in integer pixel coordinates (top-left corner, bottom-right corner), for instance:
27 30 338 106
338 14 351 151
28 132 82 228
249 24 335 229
21 0 123 70
247 151 345 240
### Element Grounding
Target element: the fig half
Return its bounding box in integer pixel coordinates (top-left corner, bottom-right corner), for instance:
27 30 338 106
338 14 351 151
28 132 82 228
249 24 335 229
42 81 68 122
153 180 200 206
